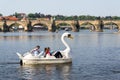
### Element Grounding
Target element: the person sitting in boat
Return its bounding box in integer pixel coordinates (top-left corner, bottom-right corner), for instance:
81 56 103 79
44 47 51 57
52 51 63 58
44 47 63 58
30 45 40 56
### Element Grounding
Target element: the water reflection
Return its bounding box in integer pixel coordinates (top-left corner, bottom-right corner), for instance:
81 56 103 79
19 63 72 80
1 30 120 80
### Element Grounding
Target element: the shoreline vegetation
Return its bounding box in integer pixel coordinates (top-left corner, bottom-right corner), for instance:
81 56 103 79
0 12 120 21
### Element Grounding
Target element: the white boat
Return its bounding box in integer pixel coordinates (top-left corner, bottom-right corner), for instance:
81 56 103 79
16 32 73 65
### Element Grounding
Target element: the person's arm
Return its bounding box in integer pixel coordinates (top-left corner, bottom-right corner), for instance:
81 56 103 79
38 51 44 56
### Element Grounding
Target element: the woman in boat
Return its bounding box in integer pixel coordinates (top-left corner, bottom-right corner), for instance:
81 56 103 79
44 47 51 57
44 47 63 58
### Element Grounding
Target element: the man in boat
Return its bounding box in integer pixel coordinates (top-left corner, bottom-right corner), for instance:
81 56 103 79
30 45 40 56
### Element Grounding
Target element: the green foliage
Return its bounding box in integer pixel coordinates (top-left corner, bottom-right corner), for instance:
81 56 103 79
12 12 24 19
28 13 51 19
28 13 36 18
7 12 120 20
53 15 120 20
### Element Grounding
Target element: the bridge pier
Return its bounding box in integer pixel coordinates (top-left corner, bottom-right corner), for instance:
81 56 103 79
27 20 33 32
72 26 79 32
3 20 9 32
24 26 28 31
74 20 80 32
95 25 103 32
48 25 56 32
95 20 104 32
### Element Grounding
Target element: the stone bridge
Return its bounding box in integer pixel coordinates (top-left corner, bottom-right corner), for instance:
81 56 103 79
0 19 120 32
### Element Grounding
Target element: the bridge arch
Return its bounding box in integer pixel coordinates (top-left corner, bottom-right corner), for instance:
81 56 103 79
8 22 24 32
32 23 48 31
56 22 72 30
56 21 75 31
104 22 119 29
32 21 50 31
80 22 95 31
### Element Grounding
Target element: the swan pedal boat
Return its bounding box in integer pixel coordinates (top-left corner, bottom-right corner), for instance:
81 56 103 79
16 32 73 65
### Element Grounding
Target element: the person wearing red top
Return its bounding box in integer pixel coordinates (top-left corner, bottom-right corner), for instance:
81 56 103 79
44 47 51 57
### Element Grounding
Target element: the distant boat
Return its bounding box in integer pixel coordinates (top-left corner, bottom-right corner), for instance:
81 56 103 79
65 28 70 31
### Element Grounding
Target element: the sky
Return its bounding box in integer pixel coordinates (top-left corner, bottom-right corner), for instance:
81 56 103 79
0 0 120 16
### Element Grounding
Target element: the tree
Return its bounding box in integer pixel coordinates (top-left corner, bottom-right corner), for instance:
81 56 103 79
28 13 36 19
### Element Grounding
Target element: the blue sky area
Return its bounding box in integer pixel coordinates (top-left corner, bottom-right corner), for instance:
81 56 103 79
0 0 120 16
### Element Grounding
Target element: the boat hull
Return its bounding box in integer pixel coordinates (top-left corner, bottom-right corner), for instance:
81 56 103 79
21 58 72 65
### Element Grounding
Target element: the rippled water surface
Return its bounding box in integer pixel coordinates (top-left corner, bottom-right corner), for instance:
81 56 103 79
1 30 120 80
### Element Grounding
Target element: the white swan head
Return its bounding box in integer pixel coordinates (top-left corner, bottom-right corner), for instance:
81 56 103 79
61 32 73 58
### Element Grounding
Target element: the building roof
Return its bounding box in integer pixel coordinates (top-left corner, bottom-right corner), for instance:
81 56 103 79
0 16 18 21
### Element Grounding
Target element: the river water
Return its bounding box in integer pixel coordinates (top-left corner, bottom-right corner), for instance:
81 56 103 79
0 30 120 80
